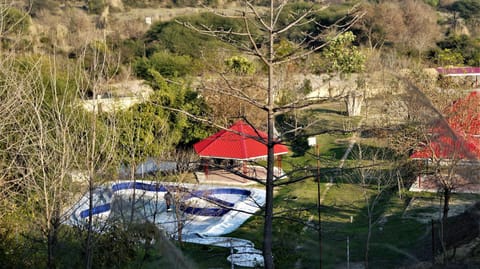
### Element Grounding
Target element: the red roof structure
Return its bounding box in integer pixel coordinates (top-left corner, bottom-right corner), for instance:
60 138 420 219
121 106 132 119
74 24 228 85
436 67 480 76
445 91 480 135
411 91 480 160
410 128 480 159
194 120 289 160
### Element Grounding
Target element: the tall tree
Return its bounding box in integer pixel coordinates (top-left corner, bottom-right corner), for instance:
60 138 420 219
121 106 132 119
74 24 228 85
178 2 361 268
75 41 119 269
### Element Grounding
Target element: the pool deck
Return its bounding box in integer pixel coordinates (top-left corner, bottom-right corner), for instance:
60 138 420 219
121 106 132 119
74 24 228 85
194 166 271 186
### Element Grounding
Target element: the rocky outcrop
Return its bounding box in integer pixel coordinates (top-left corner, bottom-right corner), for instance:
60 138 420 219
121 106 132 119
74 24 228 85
296 72 394 116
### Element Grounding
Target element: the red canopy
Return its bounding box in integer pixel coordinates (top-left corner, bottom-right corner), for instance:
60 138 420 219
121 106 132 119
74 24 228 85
411 91 480 160
410 129 480 160
445 91 480 135
194 120 289 160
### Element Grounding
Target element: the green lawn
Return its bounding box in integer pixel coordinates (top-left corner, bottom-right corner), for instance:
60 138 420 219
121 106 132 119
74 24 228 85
149 101 477 268
179 179 429 268
178 102 421 268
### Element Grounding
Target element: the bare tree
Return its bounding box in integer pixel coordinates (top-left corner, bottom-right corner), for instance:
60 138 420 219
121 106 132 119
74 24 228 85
355 0 440 55
0 4 79 267
347 144 397 269
0 59 28 223
74 40 119 269
161 149 199 244
177 2 362 268
0 52 102 268
23 60 78 269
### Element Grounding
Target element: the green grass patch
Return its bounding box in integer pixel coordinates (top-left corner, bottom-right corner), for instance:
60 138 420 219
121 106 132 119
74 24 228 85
319 183 426 268
182 179 427 268
156 99 479 268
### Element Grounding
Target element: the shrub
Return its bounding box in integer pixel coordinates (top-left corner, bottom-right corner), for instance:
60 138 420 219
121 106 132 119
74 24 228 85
437 34 480 66
447 0 480 19
423 0 439 7
1 7 30 35
88 0 106 14
145 12 249 57
436 48 464 66
225 56 256 75
134 51 193 78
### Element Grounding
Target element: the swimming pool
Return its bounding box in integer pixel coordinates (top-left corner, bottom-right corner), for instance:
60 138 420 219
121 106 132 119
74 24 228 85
65 181 266 267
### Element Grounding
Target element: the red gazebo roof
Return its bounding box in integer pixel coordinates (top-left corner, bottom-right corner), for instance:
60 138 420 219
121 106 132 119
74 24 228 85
194 120 289 160
445 91 480 135
411 91 480 160
410 129 480 160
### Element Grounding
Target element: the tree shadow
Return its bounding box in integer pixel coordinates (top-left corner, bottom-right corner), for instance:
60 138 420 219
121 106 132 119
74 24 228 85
309 107 347 116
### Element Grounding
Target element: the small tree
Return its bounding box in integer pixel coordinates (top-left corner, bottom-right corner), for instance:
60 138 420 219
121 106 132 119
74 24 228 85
348 144 397 269
74 41 120 269
225 55 256 75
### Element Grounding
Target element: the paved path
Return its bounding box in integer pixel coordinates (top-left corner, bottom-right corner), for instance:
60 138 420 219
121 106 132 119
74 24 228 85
195 169 261 186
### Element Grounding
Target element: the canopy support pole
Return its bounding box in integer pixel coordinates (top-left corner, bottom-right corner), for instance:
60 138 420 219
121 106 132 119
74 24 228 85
276 155 282 176
204 159 209 179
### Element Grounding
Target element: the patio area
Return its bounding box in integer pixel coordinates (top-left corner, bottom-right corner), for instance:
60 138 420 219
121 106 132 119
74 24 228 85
195 165 285 186
409 174 480 193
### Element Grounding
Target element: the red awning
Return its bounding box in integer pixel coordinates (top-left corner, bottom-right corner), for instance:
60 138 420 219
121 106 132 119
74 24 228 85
194 120 289 160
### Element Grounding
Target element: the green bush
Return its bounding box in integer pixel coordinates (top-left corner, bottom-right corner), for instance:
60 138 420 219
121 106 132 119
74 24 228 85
447 0 480 19
225 56 256 75
145 12 248 57
321 31 366 74
436 48 464 66
437 34 480 66
88 0 106 14
121 39 145 62
134 51 193 78
423 0 439 7
274 2 356 49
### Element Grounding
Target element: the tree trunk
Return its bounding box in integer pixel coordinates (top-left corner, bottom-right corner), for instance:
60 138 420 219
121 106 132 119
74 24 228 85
47 228 57 269
345 91 363 116
263 3 275 267
175 193 184 244
441 187 451 263
442 187 451 223
130 164 136 224
47 208 60 269
365 217 371 269
85 176 94 269
263 114 275 269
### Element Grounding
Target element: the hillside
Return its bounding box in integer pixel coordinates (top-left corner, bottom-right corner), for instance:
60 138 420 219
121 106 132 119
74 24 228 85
1 1 480 268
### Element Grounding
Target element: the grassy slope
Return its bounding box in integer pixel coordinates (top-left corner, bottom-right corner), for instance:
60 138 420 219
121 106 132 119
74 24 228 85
176 100 465 268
